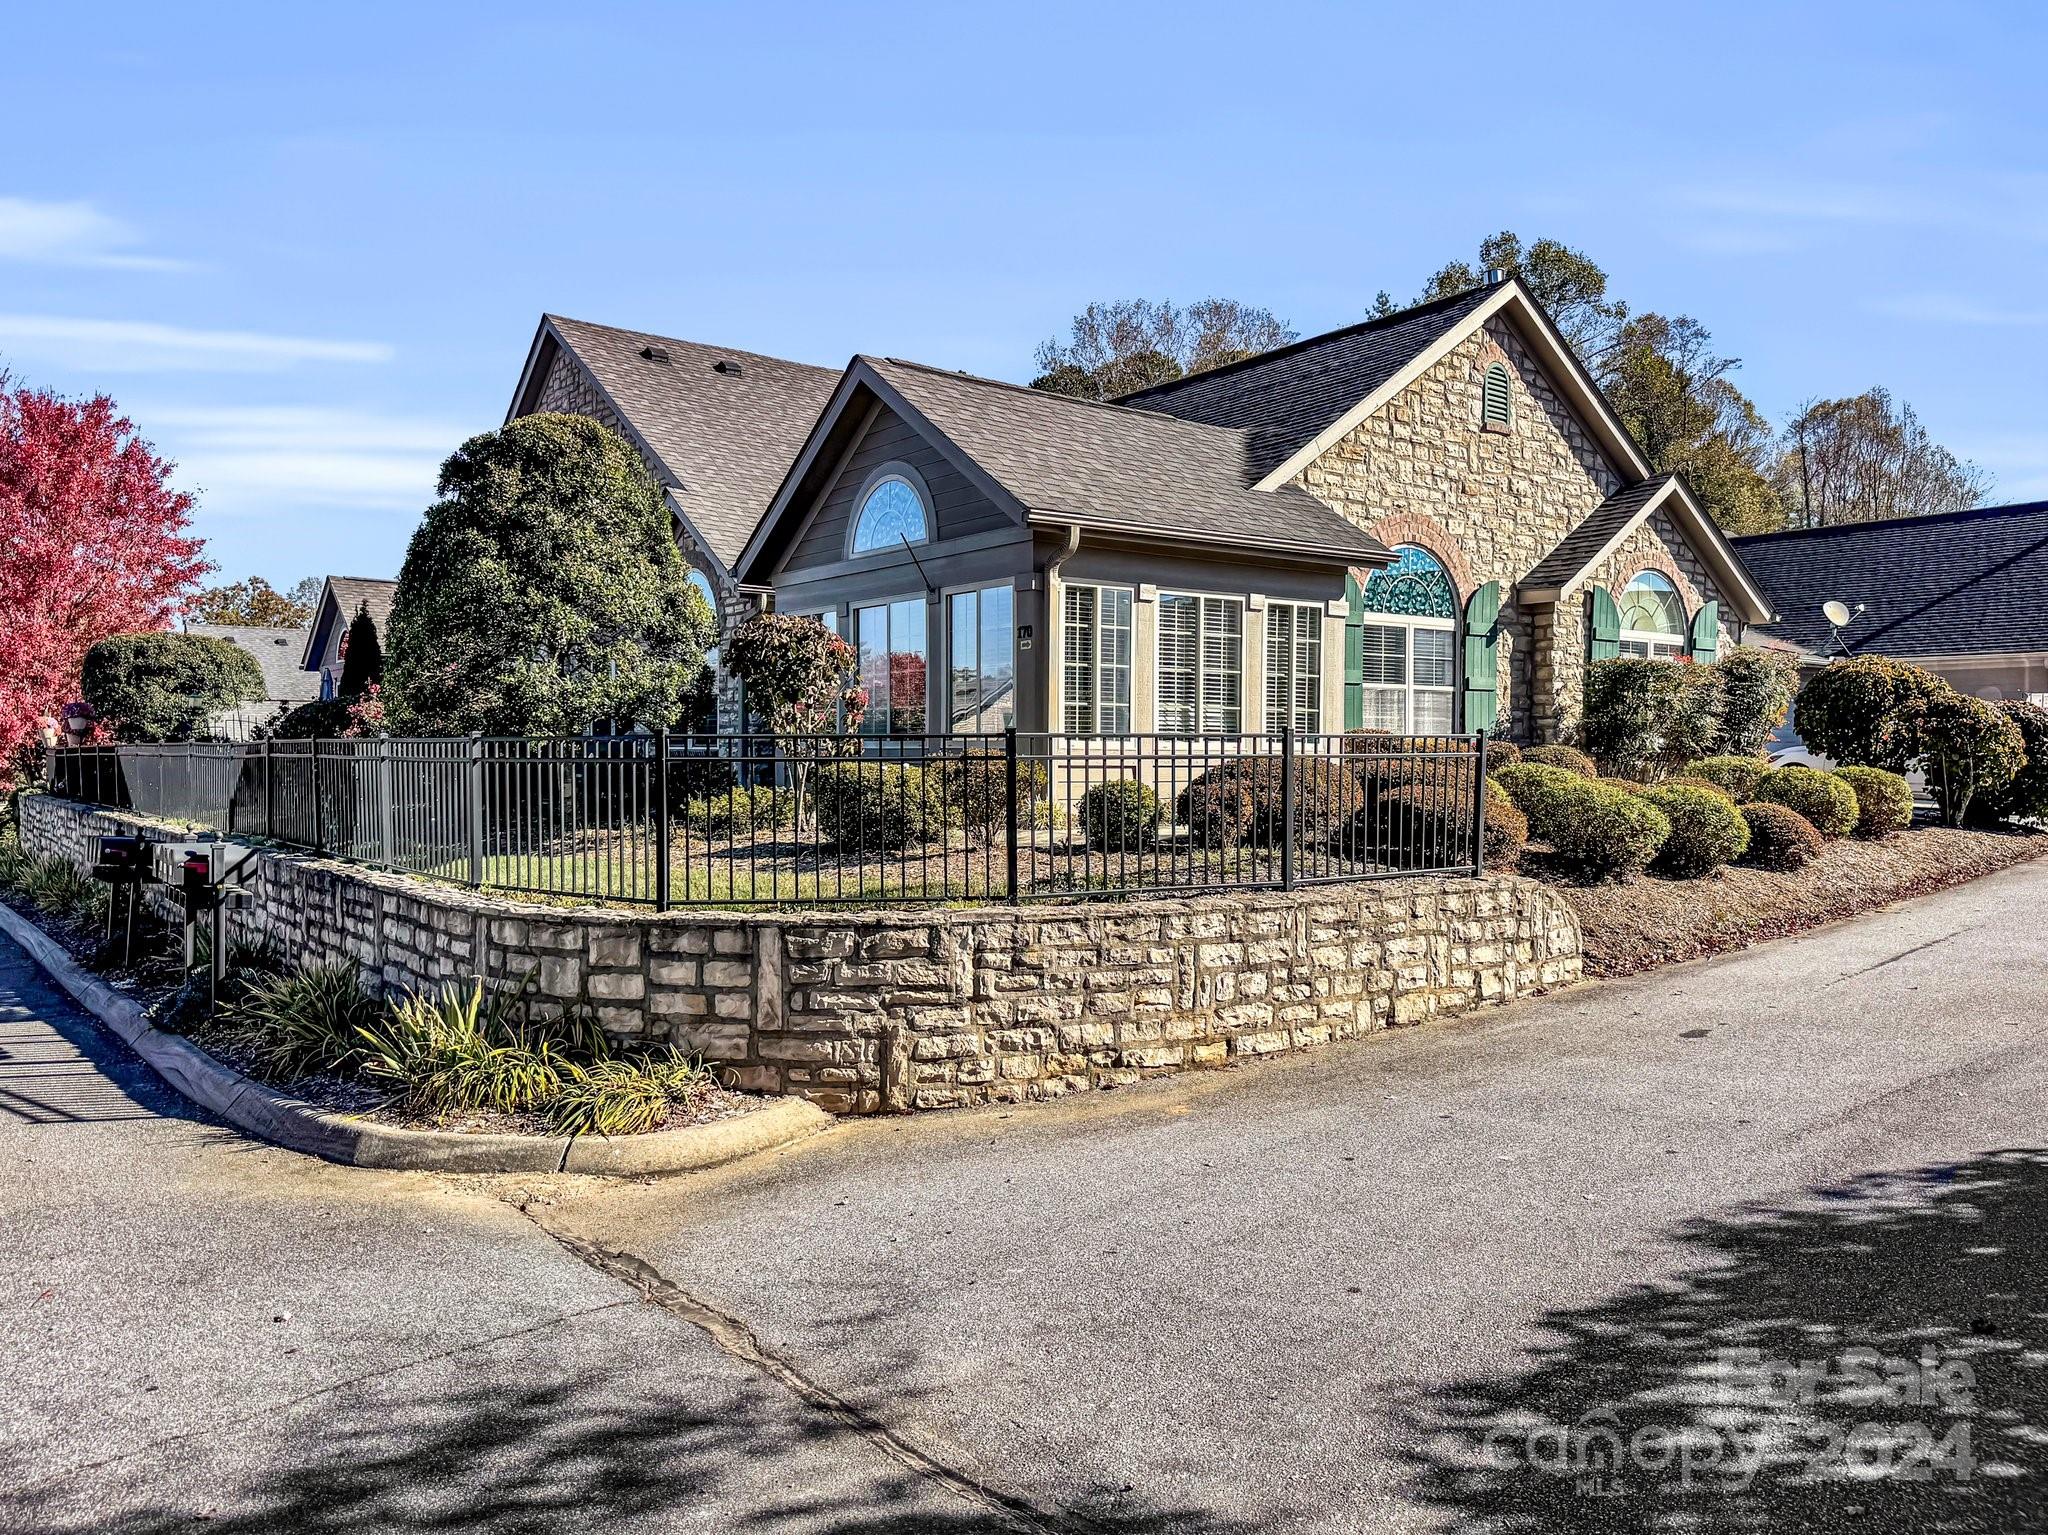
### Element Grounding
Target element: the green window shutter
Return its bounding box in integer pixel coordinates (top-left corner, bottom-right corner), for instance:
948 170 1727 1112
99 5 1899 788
1342 572 1365 730
1461 580 1502 733
1588 587 1621 662
1688 599 1720 663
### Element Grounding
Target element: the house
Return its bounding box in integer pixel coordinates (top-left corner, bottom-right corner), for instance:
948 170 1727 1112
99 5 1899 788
729 277 1775 744
507 316 842 728
301 576 397 699
1735 499 2048 705
185 623 320 739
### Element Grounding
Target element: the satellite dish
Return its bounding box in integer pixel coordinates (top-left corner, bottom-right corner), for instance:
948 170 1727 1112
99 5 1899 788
1823 600 1853 627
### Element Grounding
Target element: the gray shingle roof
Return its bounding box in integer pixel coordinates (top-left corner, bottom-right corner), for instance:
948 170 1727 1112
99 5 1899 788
1734 501 2048 657
865 357 1391 563
187 625 320 703
1522 476 1677 591
325 576 397 638
1115 284 1503 481
545 316 841 568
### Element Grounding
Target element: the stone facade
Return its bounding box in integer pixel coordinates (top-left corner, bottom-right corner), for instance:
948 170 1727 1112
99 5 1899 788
1294 317 1728 743
22 795 1582 1116
531 349 751 732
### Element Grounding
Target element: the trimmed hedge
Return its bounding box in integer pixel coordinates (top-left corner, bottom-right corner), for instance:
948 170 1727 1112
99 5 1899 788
1581 657 1723 779
1481 776 1529 869
809 764 947 852
1752 765 1859 839
1831 765 1913 838
1354 775 1527 871
1176 755 1366 847
1684 755 1769 801
1483 740 1522 767
1970 700 2048 825
1494 762 1668 879
1666 774 1737 800
1634 783 1750 878
1078 779 1160 853
936 750 1050 837
1739 802 1825 871
1521 744 1598 777
1176 776 1256 848
1492 762 1590 836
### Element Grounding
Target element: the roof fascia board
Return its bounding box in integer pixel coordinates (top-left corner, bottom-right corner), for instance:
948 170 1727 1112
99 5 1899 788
298 577 340 670
1022 510 1393 569
1661 478 1777 623
505 316 559 425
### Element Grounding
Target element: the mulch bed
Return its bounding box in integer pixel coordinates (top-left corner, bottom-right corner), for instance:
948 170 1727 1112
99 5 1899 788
1542 824 2048 978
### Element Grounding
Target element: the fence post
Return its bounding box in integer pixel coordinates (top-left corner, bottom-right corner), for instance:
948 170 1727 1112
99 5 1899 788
467 733 484 888
1004 726 1021 904
375 735 396 866
1472 729 1489 876
1280 725 1297 891
261 737 274 837
311 737 326 855
653 729 671 912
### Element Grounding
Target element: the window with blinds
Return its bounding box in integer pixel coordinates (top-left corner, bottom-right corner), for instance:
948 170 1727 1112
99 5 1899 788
1264 601 1322 734
1158 593 1243 735
1061 584 1132 733
1482 362 1512 429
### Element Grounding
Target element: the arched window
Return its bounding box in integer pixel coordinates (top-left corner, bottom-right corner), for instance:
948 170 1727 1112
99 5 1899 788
849 468 929 556
1618 571 1686 658
1481 362 1512 430
1359 545 1457 731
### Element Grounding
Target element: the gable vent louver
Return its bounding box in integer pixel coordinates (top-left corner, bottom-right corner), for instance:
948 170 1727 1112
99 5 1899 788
1482 362 1511 427
640 345 671 363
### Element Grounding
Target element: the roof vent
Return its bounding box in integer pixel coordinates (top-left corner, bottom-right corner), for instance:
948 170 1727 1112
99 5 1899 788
712 359 743 378
640 345 671 363
1484 267 1507 285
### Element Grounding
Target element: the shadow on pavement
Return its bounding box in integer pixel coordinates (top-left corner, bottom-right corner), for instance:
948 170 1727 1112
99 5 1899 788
13 1364 1264 1535
0 937 177 1126
1401 1147 2048 1533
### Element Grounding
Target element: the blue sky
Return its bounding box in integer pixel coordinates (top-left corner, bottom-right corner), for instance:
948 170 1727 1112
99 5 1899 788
6 1 2045 588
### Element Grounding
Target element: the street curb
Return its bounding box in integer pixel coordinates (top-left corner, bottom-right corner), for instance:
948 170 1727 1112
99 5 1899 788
0 900 834 1175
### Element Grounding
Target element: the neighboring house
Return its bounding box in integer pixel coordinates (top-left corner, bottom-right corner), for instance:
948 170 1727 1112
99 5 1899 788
728 277 1775 744
507 316 842 729
301 576 397 699
186 624 319 739
1736 499 2048 706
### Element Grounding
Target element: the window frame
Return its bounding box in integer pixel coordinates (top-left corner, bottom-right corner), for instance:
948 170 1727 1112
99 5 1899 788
1618 571 1688 660
852 593 930 736
945 582 1016 735
846 463 933 559
1156 590 1246 737
1359 612 1457 734
1263 600 1324 735
1061 582 1134 735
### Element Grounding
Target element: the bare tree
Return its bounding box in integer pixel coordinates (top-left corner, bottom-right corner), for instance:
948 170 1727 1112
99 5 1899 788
1774 390 1990 527
1032 298 1296 400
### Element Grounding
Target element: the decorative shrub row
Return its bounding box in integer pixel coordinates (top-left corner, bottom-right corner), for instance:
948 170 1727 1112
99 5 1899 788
1493 762 1671 879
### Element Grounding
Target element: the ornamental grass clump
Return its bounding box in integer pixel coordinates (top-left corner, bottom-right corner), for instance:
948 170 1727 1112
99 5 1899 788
1634 783 1750 878
356 977 605 1118
1752 765 1860 839
547 1048 714 1137
1831 766 1914 838
207 962 382 1080
1739 802 1825 871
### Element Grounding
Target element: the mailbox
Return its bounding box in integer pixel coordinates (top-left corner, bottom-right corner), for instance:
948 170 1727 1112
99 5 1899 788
93 835 148 883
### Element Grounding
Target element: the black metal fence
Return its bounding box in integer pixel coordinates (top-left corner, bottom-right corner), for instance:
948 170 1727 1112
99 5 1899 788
46 730 1488 908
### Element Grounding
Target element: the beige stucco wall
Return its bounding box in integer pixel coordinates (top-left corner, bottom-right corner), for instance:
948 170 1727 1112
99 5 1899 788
1292 316 1729 743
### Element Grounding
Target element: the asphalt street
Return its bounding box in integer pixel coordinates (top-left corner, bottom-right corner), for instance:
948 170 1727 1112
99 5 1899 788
7 861 2048 1533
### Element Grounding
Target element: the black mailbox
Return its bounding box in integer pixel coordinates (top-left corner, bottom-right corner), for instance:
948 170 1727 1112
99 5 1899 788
93 835 148 882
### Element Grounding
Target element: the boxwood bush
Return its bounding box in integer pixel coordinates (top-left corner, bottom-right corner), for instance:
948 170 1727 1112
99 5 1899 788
1175 776 1256 848
1353 776 1527 871
1634 783 1750 878
1493 762 1668 879
1969 700 2048 825
1740 802 1825 871
1909 690 2026 826
1752 764 1860 839
809 764 948 852
1792 655 1951 773
1078 779 1160 853
1830 765 1913 838
1521 744 1598 777
936 750 1051 838
1683 755 1769 801
1176 756 1366 848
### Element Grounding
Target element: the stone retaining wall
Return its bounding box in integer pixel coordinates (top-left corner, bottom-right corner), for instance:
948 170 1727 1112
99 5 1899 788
20 793 1583 1114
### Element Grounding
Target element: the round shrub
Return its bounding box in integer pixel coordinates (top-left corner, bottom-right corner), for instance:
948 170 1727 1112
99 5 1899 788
1484 740 1522 767
1078 779 1160 853
1482 777 1529 869
1350 776 1527 871
1175 777 1255 848
1909 691 2026 826
1521 744 1598 777
809 764 946 852
1792 655 1951 773
1495 762 1667 878
1740 802 1824 871
1752 765 1859 839
1176 755 1365 847
1831 765 1912 838
1634 783 1750 878
1969 700 2048 825
1666 774 1736 800
1683 755 1769 801
1491 762 1589 840
936 750 1050 837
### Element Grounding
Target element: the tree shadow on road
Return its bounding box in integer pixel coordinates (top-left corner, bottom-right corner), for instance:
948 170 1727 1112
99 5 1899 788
1399 1147 2048 1533
12 1357 1263 1535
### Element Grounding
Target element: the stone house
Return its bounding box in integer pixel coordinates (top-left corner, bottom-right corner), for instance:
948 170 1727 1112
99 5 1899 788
515 276 1776 744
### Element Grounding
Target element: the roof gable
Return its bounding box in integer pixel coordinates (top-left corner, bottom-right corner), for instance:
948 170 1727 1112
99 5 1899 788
1521 476 1775 623
509 315 841 573
300 576 397 670
1735 500 2048 656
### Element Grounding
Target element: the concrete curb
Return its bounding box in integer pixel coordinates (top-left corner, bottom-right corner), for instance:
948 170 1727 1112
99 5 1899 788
0 900 834 1175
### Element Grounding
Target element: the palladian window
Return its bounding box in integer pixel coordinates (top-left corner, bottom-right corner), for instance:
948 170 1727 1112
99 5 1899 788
849 472 929 556
1359 545 1457 733
1618 571 1687 659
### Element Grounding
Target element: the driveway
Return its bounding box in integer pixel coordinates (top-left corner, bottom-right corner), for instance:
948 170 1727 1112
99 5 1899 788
8 862 2048 1532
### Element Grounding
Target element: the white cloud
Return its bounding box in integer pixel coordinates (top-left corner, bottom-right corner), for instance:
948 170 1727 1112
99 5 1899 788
1870 293 2048 327
0 315 392 372
0 196 190 271
149 405 465 515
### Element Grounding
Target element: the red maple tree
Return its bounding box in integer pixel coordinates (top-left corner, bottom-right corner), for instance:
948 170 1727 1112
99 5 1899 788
0 375 210 782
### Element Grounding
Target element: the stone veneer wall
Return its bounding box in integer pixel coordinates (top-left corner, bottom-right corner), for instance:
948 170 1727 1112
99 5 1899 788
529 348 749 733
21 794 1582 1115
1293 317 1728 744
